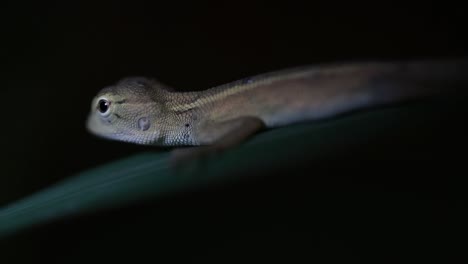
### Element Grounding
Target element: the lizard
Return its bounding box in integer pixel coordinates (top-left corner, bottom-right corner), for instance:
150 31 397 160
86 58 467 164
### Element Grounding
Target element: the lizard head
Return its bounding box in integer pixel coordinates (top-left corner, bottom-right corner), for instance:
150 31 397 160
86 77 170 145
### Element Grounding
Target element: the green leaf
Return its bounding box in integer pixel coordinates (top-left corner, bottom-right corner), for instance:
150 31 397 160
0 95 465 239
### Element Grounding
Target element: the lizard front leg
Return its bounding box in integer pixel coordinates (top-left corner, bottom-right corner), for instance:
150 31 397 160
170 116 265 166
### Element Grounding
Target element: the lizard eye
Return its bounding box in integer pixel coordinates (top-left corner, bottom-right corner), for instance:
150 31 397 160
98 99 111 115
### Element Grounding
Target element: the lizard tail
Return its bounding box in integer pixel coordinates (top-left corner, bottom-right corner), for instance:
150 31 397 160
370 57 468 105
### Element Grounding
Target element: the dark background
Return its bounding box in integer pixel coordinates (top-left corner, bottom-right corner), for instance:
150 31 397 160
1 0 468 262
2 1 467 205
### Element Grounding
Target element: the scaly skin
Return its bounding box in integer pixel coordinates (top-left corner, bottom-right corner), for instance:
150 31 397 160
86 58 467 151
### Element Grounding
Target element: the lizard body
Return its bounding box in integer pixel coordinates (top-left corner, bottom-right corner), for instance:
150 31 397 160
86 58 467 161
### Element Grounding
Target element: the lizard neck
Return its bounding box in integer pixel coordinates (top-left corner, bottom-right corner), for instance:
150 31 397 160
150 90 203 146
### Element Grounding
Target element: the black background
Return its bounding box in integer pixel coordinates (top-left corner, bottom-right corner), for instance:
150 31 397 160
1 1 467 262
1 1 467 204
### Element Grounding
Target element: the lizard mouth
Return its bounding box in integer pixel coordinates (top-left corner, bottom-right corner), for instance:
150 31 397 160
110 131 135 139
85 114 128 138
86 114 154 145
